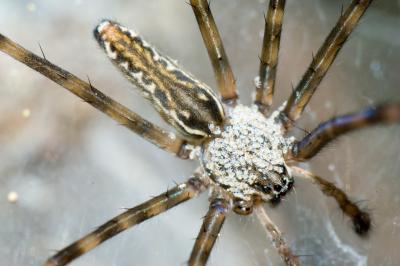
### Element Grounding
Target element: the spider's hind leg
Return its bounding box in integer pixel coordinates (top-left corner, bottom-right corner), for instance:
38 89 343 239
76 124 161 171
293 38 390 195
291 166 371 235
44 171 209 266
288 103 400 161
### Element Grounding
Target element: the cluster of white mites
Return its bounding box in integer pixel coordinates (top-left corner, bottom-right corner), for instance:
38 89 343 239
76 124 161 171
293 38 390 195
201 105 294 201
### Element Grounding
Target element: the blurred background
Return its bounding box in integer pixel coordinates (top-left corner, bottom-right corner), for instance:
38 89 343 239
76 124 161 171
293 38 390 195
0 0 399 265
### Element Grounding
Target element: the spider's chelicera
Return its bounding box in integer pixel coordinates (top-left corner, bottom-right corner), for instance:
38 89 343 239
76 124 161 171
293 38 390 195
1 0 399 266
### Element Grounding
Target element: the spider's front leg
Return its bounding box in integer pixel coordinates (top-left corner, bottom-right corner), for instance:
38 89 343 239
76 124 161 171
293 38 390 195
254 0 286 115
255 205 299 266
45 170 209 266
190 0 238 105
281 0 373 128
0 34 188 157
188 191 230 266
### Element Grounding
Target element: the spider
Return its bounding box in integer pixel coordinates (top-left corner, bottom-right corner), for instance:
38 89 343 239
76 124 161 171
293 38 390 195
0 2 397 263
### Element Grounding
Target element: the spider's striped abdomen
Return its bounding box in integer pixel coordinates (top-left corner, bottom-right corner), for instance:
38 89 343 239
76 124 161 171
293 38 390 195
94 20 225 139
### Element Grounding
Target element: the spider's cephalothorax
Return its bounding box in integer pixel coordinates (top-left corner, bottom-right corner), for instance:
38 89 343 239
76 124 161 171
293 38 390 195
201 104 294 214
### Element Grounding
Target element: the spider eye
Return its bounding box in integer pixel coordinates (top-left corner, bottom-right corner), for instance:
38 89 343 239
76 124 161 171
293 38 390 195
252 170 294 200
262 185 272 194
253 181 273 195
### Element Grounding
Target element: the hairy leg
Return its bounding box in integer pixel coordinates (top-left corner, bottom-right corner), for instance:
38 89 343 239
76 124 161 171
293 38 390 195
281 0 373 128
0 34 189 158
255 205 299 266
288 103 400 161
291 166 370 235
188 195 230 266
45 171 209 266
190 0 238 105
254 0 286 115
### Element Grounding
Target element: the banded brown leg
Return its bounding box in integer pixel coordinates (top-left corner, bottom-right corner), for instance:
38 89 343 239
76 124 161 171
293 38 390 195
254 205 299 266
281 0 373 128
190 0 238 105
188 196 230 266
44 172 209 266
288 103 400 161
291 166 371 235
0 34 189 158
254 0 286 115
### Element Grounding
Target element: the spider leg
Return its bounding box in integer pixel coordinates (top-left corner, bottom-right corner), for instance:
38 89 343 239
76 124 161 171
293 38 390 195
288 103 400 161
0 34 190 158
254 205 299 266
44 171 209 266
190 0 238 105
254 0 286 115
188 195 230 266
291 166 371 235
281 0 373 128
